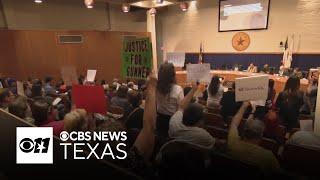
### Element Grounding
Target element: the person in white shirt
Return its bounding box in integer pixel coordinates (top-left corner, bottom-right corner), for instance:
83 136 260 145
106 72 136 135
287 131 320 150
279 62 285 76
157 63 184 137
169 83 215 149
207 76 224 108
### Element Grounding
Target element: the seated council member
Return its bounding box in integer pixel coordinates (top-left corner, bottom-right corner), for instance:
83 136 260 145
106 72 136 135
247 63 257 73
169 83 215 149
262 64 270 74
228 102 280 173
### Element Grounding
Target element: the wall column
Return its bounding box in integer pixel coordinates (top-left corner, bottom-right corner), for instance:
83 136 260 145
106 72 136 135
314 68 320 135
0 0 7 29
147 10 158 73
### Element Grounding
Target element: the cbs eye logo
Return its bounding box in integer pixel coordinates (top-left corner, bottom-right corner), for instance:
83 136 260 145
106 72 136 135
16 127 53 164
19 138 50 153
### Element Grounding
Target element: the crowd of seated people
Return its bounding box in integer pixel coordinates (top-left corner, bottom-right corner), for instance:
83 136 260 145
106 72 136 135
0 62 319 179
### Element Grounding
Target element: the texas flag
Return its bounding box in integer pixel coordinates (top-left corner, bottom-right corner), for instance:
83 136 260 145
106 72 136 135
282 35 294 69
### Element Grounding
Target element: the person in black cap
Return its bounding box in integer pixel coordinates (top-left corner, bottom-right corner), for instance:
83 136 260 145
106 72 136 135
169 83 215 149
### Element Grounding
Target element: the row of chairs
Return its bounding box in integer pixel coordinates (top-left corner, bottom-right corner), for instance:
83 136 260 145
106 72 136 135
204 121 320 178
110 102 319 177
204 125 279 155
204 108 291 141
205 125 320 177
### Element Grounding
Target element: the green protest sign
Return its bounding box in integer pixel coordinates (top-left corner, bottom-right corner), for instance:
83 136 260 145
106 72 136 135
121 38 152 80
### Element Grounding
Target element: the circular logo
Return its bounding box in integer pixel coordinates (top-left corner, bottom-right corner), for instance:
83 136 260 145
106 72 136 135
232 32 250 51
60 131 69 141
19 138 35 153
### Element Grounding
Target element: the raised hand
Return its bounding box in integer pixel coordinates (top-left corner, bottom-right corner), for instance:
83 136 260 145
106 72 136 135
147 70 157 88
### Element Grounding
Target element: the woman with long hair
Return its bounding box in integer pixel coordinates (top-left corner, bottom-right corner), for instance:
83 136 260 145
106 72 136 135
301 74 318 114
266 79 276 109
276 76 304 130
156 63 184 137
207 75 224 108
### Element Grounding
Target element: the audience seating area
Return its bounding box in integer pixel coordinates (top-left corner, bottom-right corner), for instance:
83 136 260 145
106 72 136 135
0 72 319 179
0 109 142 179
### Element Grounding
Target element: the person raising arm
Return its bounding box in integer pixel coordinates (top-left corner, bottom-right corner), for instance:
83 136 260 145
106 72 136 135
133 71 157 160
169 83 216 149
228 102 280 173
179 82 198 110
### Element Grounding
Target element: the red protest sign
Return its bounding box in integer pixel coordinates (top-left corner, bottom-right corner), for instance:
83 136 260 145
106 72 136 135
72 85 107 115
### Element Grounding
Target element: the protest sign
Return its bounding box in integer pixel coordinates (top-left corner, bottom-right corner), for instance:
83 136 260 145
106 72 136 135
167 52 185 67
52 97 62 106
61 66 78 86
235 75 269 102
121 38 152 79
186 63 211 83
86 70 97 82
17 81 25 96
72 85 107 115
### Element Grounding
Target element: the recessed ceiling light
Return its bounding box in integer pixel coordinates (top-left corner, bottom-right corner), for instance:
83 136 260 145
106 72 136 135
156 0 164 4
150 8 157 16
122 4 130 13
34 0 42 3
84 0 94 9
180 2 189 12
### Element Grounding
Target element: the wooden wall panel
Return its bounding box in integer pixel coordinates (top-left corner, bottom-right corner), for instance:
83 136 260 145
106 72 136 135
0 30 149 83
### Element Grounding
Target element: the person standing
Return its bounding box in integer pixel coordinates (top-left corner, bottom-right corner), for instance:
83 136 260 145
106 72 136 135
207 76 224 108
276 76 304 130
156 63 184 138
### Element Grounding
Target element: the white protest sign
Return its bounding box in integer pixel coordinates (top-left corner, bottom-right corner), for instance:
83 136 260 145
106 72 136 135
61 66 78 86
167 52 185 67
52 97 62 106
86 69 97 82
186 63 211 83
235 75 269 102
17 81 25 96
250 100 266 107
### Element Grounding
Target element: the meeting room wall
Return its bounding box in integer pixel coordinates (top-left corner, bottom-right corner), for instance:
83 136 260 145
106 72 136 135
0 0 146 32
0 0 6 28
0 30 149 82
158 0 320 54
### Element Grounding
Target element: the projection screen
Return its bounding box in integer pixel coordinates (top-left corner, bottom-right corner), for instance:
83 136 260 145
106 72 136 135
219 0 270 32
